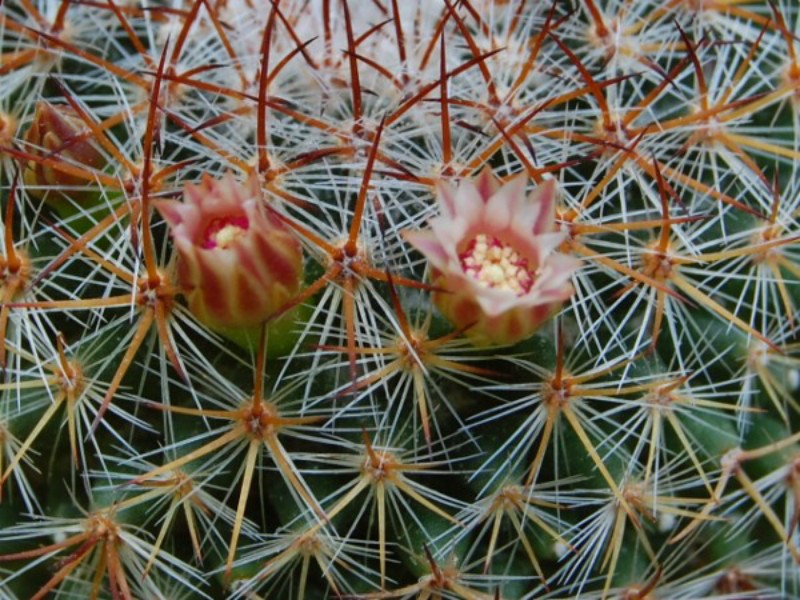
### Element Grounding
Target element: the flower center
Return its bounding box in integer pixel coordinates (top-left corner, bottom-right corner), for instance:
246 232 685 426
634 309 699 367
202 216 249 249
459 233 534 295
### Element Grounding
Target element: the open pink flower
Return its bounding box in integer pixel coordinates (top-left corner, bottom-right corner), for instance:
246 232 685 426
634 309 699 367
157 173 303 331
404 170 578 345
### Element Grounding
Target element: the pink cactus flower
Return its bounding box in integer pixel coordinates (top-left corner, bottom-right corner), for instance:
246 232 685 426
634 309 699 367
23 101 106 202
404 170 579 345
157 173 303 332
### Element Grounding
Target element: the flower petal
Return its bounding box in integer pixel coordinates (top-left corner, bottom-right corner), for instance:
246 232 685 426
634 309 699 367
484 174 528 231
403 229 452 272
474 166 502 201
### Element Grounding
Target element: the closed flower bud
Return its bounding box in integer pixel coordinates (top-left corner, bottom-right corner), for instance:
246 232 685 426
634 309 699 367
157 173 303 333
22 102 105 202
404 169 579 345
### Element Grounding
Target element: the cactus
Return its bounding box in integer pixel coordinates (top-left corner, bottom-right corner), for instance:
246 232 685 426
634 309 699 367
0 1 798 598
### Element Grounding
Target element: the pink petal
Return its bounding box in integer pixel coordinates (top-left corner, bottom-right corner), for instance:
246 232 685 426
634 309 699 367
436 178 484 226
474 167 501 201
430 217 469 251
435 180 459 220
475 290 525 317
155 200 185 227
403 229 453 272
484 175 528 231
533 231 568 260
531 179 557 234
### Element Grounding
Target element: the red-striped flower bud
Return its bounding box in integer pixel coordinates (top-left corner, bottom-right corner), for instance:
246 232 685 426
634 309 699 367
404 170 579 345
22 102 105 202
157 173 303 332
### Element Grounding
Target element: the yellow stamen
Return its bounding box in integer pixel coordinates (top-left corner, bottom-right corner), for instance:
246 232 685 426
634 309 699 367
459 233 534 295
